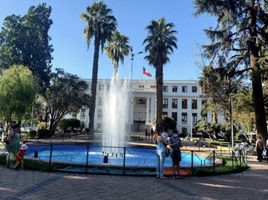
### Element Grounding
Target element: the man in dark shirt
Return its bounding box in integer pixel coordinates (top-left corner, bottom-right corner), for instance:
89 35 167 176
167 131 182 178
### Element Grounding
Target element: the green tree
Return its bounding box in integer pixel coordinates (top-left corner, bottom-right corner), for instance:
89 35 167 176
0 65 38 122
194 0 268 141
0 3 53 89
81 2 117 133
43 68 90 131
143 18 177 127
105 31 130 79
200 64 245 121
234 92 255 132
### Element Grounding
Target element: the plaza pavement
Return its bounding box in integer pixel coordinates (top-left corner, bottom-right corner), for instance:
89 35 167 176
0 156 267 200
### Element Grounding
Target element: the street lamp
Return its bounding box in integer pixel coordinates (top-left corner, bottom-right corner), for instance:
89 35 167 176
130 47 143 81
129 47 143 133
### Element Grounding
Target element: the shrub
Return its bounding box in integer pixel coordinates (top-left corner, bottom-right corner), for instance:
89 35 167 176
28 130 37 139
37 129 54 139
58 118 81 132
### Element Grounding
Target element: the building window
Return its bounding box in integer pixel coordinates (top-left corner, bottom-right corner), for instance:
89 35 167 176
192 86 197 93
192 113 197 123
97 109 102 119
172 99 178 109
182 86 188 93
150 85 156 88
98 97 102 106
163 98 168 108
181 112 187 123
99 84 104 91
139 85 144 88
172 86 178 92
136 98 146 105
172 112 177 121
80 109 85 118
97 123 102 129
192 99 197 109
182 99 187 109
182 127 188 134
163 85 168 92
202 113 208 121
202 100 207 105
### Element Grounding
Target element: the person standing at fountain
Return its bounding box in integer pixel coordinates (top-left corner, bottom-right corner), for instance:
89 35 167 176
256 136 264 162
150 128 154 139
167 130 182 178
145 128 149 140
5 123 21 168
153 130 167 179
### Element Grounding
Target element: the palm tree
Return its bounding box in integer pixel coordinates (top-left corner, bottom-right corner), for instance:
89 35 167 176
81 2 117 133
143 18 177 128
104 31 130 79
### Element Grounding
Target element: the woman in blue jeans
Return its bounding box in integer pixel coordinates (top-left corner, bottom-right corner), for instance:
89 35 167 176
153 131 166 178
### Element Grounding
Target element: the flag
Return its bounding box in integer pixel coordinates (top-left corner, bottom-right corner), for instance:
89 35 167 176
143 67 152 77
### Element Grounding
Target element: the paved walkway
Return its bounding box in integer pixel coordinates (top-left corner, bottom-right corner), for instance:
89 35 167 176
0 156 267 200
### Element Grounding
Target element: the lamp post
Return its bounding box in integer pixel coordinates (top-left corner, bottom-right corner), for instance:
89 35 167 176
129 47 143 133
130 47 143 82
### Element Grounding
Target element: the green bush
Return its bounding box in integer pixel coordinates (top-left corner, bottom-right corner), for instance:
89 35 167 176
28 130 37 139
37 129 54 139
58 118 81 132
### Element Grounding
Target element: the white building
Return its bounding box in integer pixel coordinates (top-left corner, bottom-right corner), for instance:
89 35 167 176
76 79 224 134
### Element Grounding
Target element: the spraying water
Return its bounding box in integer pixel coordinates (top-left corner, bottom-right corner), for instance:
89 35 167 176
102 74 130 156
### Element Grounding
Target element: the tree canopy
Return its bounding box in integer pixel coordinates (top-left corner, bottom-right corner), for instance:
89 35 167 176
0 65 38 122
105 31 130 79
0 3 53 90
194 0 268 140
43 68 90 131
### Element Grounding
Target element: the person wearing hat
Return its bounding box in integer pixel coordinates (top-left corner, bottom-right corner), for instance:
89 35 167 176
5 123 21 168
14 143 28 169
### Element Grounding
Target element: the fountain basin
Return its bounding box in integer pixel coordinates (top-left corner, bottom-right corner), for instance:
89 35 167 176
25 143 214 172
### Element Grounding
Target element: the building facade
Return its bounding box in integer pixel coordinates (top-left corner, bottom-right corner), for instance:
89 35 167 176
76 79 224 134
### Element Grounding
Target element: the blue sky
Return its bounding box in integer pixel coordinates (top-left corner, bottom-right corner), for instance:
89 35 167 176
0 0 214 80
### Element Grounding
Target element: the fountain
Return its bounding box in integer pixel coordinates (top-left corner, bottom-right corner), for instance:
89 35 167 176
102 73 130 156
23 69 215 176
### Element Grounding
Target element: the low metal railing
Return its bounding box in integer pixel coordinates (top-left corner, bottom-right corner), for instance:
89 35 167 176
24 142 248 176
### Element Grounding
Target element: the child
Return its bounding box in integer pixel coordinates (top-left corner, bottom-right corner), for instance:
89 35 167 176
14 143 28 169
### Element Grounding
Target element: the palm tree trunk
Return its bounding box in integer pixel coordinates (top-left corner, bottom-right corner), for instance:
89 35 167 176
113 61 119 80
249 2 268 141
155 64 163 128
89 36 100 134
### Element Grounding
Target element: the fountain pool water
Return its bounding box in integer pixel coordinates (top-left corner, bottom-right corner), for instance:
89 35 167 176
25 144 212 169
